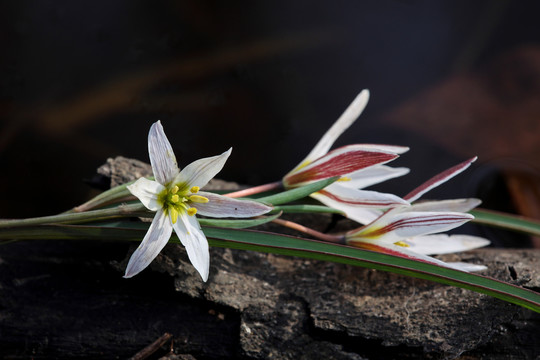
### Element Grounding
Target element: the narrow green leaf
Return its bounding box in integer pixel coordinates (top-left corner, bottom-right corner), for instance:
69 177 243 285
471 208 540 237
255 177 338 205
0 203 149 229
203 227 540 313
197 212 282 229
1 221 538 313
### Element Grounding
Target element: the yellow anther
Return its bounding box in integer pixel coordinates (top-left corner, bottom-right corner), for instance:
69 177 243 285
170 208 179 224
190 186 200 194
171 185 179 194
394 241 410 248
338 176 352 182
189 195 209 203
187 207 197 216
171 194 180 203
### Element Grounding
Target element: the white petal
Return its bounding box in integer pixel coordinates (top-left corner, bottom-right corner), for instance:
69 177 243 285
348 211 474 244
340 208 382 225
312 183 408 209
292 90 370 170
404 234 491 255
348 144 409 155
173 212 210 281
127 177 164 211
174 148 232 190
341 165 410 189
349 241 480 272
408 199 481 213
124 209 173 278
445 262 487 272
194 192 272 218
311 184 408 225
148 121 179 185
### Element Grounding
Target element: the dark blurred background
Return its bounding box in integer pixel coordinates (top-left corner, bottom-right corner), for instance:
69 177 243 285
1 1 540 246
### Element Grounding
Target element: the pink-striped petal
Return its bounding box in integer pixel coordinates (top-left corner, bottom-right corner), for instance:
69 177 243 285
408 198 481 213
348 241 485 272
148 121 179 185
292 90 370 171
404 157 477 202
173 212 210 281
194 192 272 218
174 148 232 190
124 209 173 278
402 234 490 255
344 198 481 228
284 145 399 187
347 211 474 245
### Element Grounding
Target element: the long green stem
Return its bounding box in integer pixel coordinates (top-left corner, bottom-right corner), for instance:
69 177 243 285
72 183 135 212
0 203 149 229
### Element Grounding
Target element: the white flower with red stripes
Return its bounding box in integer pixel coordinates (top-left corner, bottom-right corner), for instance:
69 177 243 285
346 158 490 272
283 90 410 220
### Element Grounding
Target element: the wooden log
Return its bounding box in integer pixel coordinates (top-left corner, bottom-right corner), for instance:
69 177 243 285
0 157 538 359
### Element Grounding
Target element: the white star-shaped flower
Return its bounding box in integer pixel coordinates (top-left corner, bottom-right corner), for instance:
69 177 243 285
125 121 272 280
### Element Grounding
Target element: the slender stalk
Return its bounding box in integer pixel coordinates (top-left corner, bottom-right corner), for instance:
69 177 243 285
0 203 149 229
271 218 344 243
224 181 283 198
75 195 138 213
72 183 134 212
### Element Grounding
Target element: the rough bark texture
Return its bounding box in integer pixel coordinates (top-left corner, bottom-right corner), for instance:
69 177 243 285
1 157 539 359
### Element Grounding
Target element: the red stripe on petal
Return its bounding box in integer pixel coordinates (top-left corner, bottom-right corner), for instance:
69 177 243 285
347 242 444 266
285 149 397 186
358 214 470 238
404 157 477 202
318 189 404 207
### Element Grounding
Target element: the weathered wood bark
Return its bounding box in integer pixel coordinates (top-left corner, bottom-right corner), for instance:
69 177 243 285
1 157 539 359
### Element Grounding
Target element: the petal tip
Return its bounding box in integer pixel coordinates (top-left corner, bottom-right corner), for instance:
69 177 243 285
359 89 370 101
123 266 139 279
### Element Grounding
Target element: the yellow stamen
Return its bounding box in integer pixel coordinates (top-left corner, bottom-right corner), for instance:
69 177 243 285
171 194 180 203
190 186 200 194
187 207 197 216
394 241 410 248
171 185 179 194
338 176 352 182
170 208 179 224
189 195 209 203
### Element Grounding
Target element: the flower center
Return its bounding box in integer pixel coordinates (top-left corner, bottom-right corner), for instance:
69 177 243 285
158 184 209 224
